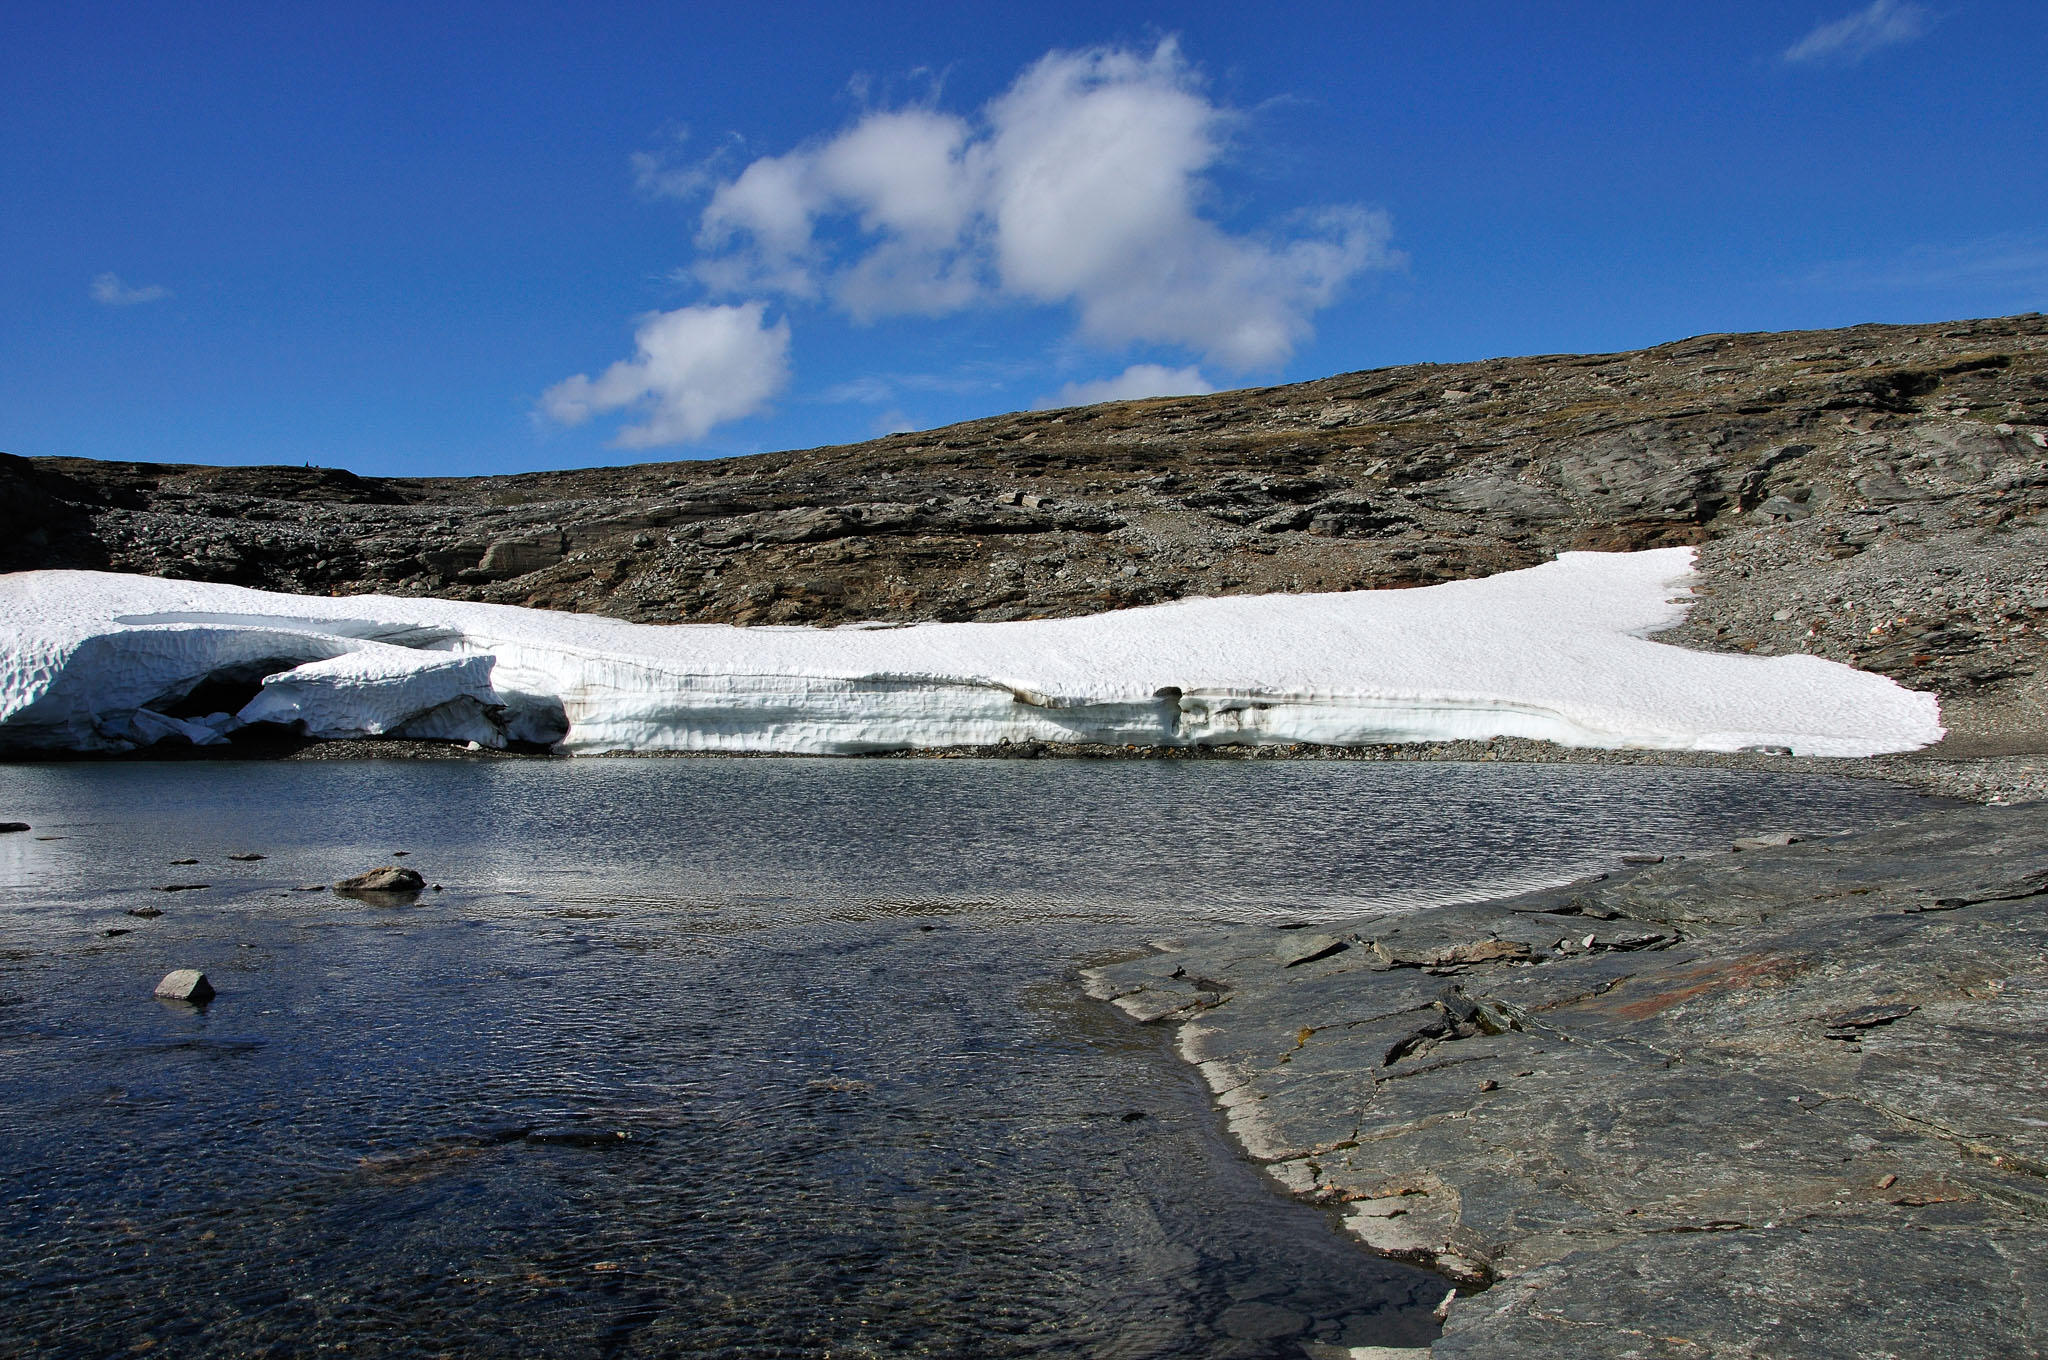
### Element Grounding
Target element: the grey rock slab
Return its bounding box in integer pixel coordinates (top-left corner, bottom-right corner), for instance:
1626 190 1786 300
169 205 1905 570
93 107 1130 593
1099 802 2048 1358
1432 1225 2047 1360
1276 932 1351 967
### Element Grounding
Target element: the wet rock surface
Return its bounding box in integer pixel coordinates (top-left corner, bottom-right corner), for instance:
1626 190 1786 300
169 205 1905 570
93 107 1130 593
1084 799 2048 1358
9 314 2048 748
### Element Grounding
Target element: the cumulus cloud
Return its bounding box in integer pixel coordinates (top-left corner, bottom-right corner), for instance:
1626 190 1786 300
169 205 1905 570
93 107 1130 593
541 302 789 448
683 40 1394 370
1038 364 1216 410
1783 0 1929 64
90 272 171 305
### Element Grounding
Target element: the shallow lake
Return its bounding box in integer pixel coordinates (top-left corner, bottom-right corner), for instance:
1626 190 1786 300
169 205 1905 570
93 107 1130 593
0 758 1935 1357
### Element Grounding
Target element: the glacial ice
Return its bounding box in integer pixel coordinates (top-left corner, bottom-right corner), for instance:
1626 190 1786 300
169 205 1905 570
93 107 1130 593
0 551 1943 757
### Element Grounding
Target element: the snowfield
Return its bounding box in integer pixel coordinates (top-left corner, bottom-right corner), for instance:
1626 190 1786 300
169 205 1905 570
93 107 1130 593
0 551 1942 757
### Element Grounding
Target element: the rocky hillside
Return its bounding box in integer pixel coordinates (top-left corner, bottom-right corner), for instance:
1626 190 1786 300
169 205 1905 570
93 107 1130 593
6 314 2047 744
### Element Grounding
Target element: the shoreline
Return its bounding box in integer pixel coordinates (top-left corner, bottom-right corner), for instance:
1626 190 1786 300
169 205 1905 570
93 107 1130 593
1081 795 2048 1359
8 730 2044 807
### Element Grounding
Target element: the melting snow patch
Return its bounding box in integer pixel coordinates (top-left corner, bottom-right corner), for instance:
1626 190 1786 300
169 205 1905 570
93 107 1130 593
0 552 1942 757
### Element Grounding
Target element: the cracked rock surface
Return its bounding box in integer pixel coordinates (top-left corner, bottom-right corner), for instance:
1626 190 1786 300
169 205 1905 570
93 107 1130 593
7 314 2048 746
1083 800 2048 1358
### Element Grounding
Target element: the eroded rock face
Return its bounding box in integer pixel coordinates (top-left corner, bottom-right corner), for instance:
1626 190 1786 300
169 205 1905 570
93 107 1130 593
7 315 2047 741
1083 803 2048 1359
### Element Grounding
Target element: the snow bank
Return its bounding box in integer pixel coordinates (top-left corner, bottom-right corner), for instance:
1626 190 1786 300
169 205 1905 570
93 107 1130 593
0 552 1943 757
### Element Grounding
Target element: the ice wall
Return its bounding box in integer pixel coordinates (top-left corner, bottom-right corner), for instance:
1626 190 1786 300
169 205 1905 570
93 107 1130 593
0 552 1944 757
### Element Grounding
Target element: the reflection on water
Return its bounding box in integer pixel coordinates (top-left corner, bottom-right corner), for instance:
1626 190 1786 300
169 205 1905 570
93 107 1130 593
0 759 1931 1357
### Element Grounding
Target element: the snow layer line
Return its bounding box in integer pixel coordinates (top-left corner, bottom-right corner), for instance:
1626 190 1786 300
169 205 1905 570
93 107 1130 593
0 552 1942 757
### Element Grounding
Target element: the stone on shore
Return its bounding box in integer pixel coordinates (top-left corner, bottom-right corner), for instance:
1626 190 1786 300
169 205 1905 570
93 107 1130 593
153 969 214 1003
334 866 425 895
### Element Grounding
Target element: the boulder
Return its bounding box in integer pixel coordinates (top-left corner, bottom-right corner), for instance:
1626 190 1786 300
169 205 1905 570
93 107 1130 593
334 866 425 895
153 969 214 1003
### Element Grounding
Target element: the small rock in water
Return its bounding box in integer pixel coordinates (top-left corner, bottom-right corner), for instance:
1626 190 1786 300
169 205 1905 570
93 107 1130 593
390 850 410 857
159 883 210 892
153 969 214 1003
169 858 198 866
226 853 265 862
334 866 425 895
1620 853 1665 865
0 821 30 834
125 906 163 918
103 928 131 937
524 1126 643 1148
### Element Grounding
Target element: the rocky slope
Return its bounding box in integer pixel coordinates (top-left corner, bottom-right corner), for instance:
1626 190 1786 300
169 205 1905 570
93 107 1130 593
7 313 2047 744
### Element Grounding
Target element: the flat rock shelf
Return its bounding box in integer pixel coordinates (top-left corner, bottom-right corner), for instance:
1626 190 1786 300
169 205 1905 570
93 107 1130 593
1086 799 2048 1359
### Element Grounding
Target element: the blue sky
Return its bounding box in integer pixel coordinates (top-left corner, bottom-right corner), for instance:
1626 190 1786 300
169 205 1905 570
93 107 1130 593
5 1 2045 476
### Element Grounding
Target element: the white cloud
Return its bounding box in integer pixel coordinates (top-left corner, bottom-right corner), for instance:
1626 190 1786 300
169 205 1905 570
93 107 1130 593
1783 0 1928 64
682 40 1394 371
1038 364 1215 410
90 272 170 306
541 302 790 448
